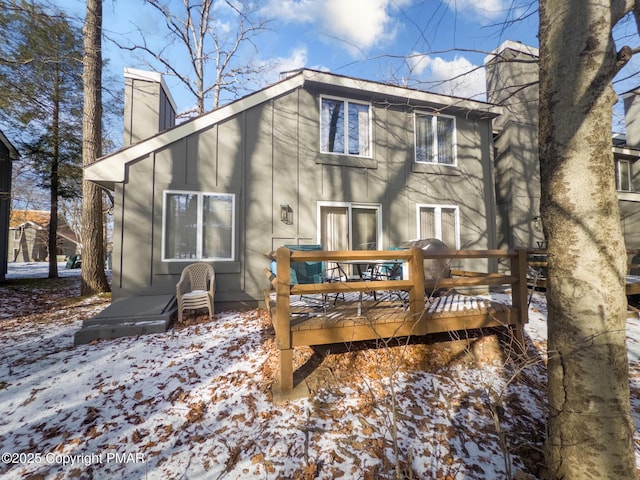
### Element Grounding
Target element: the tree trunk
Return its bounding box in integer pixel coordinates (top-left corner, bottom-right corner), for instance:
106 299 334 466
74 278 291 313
81 0 110 295
539 1 636 477
48 67 60 279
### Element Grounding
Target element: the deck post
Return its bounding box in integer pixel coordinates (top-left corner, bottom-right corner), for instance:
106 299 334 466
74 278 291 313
274 247 293 394
510 249 529 353
408 247 425 322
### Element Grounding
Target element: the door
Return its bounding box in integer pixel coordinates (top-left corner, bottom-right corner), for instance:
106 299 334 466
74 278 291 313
319 202 382 277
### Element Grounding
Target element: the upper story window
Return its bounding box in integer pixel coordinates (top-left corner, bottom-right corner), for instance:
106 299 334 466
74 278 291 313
616 159 632 192
414 112 456 165
162 190 235 261
320 96 371 157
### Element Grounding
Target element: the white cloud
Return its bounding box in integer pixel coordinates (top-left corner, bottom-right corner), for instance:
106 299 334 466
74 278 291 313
269 46 309 78
263 0 411 55
255 46 314 86
443 0 507 23
408 53 487 101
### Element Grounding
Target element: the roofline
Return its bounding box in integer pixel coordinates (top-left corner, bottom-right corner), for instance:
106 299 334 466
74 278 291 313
484 40 539 64
621 89 640 99
57 231 82 246
85 70 308 188
613 145 640 157
85 68 502 188
300 69 502 116
0 129 20 160
10 220 46 230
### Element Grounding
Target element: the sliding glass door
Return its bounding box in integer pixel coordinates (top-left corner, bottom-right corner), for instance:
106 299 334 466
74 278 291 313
318 202 381 251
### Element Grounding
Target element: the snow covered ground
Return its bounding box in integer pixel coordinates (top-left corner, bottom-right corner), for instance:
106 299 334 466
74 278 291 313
0 262 638 479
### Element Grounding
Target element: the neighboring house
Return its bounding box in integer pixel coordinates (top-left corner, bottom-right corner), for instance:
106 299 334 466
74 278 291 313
485 40 640 250
85 68 502 307
8 209 81 262
0 129 19 281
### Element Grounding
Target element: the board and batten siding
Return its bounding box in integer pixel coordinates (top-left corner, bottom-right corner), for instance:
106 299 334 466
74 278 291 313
112 85 496 305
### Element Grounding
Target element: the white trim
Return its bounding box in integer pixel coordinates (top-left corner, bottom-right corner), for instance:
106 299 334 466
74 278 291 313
415 203 460 249
616 158 633 192
319 95 372 158
0 129 19 160
316 201 382 250
86 68 501 188
85 73 307 186
613 145 640 157
414 111 458 166
124 68 177 112
162 190 236 262
304 70 501 115
484 40 539 64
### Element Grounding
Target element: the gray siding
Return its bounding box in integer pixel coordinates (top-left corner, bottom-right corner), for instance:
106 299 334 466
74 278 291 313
486 43 543 250
487 43 640 251
112 85 497 305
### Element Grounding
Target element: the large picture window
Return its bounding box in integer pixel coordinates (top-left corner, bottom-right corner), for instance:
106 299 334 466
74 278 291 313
163 191 235 261
414 112 456 165
321 96 371 157
416 204 459 249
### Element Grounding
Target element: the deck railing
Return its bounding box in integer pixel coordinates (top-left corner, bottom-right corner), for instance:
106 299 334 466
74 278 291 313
270 247 529 398
274 246 426 352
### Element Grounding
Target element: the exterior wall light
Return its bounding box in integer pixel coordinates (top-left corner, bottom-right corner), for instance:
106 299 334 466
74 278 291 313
280 203 293 225
533 215 542 231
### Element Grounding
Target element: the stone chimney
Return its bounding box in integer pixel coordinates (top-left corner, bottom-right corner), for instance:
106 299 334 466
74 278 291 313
123 68 177 147
623 88 640 149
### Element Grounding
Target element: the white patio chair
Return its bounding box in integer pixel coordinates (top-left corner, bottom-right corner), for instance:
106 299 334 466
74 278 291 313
176 263 215 322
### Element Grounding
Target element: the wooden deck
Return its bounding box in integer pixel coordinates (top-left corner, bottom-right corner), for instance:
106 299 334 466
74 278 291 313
267 248 529 401
268 292 518 347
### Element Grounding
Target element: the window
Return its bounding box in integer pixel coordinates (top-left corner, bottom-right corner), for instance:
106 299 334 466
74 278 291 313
616 159 632 192
163 191 235 261
318 202 381 251
414 112 456 165
321 97 371 157
416 204 459 249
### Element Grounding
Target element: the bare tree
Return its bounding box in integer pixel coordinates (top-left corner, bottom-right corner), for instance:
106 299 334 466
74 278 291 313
111 0 271 116
539 1 638 477
81 0 110 295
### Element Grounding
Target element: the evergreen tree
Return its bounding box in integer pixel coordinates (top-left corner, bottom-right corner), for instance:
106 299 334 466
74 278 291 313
0 0 83 278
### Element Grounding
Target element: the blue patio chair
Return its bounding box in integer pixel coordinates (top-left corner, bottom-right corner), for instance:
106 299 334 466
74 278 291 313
284 244 331 309
284 244 325 284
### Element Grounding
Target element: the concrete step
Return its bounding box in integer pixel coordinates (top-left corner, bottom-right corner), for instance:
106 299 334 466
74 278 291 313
74 295 177 345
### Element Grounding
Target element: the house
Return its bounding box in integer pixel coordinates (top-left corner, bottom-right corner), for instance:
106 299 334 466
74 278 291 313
8 209 81 262
0 129 19 281
485 40 640 250
84 68 502 310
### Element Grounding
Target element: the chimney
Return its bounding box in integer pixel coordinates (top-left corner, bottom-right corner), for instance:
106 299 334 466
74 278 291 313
623 88 640 149
123 68 177 147
484 41 539 130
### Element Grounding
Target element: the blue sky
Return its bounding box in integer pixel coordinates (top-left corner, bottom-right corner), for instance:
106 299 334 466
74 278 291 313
55 0 639 133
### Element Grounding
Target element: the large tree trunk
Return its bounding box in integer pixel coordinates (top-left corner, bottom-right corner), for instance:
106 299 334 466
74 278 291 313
81 0 110 295
539 1 636 477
